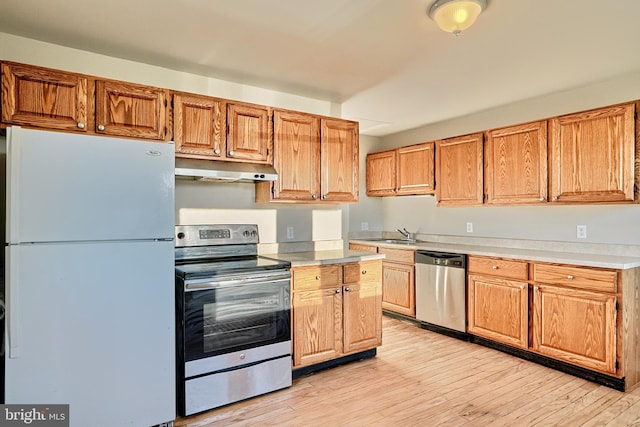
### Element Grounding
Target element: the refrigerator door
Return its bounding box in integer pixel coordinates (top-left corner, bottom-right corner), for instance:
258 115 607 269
5 241 175 427
6 127 174 243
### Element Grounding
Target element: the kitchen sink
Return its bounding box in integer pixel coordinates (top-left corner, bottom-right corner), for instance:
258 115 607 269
366 238 422 244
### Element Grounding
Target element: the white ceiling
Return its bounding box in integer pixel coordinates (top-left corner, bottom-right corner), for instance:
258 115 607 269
2 0 640 136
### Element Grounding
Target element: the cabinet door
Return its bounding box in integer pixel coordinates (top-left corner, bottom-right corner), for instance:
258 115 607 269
348 243 378 253
292 288 343 367
1 62 88 132
381 261 415 317
532 284 617 374
485 121 548 204
173 93 226 158
436 132 484 206
271 110 320 200
226 103 271 163
549 103 635 203
397 142 435 195
366 150 397 196
95 80 168 140
320 118 359 202
467 275 528 349
343 282 382 353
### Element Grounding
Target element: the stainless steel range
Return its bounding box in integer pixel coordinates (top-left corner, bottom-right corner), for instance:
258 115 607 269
174 224 292 416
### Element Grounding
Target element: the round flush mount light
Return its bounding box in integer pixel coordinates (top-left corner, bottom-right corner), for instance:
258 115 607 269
428 0 487 35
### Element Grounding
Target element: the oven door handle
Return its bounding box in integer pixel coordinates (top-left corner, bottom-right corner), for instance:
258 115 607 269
184 272 291 291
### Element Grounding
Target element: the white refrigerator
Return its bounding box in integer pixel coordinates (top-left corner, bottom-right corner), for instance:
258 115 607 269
2 126 176 426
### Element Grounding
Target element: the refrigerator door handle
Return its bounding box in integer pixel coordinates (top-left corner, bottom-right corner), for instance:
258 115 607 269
5 247 21 358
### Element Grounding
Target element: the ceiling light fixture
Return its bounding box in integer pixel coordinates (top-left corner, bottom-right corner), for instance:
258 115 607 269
428 0 487 35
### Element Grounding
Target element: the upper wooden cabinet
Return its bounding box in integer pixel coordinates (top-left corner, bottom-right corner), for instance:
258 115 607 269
366 142 435 197
95 80 169 140
435 132 484 206
1 62 89 132
226 102 272 163
173 93 226 158
485 121 548 205
257 113 358 203
549 103 637 204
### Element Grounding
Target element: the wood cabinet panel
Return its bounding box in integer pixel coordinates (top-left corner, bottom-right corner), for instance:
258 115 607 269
270 110 320 200
468 256 529 281
320 118 359 202
95 80 168 140
292 265 340 290
549 103 636 203
173 93 226 158
436 132 484 206
532 284 617 374
468 274 529 349
533 264 617 293
485 121 548 204
381 261 415 316
378 247 414 264
366 150 397 196
397 142 435 195
343 281 382 353
343 260 381 284
348 243 378 253
1 62 89 132
292 288 343 366
226 103 271 163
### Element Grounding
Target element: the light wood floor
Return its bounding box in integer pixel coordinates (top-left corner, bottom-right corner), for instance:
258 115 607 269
176 316 640 426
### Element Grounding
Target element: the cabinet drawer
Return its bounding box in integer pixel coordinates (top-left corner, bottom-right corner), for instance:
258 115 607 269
343 261 382 284
349 243 378 253
293 265 340 290
378 247 414 264
468 256 528 280
533 264 617 293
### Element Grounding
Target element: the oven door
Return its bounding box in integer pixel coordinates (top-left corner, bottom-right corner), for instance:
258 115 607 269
182 270 291 363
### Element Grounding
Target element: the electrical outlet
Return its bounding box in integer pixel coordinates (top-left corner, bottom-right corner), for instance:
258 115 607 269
577 225 587 239
286 227 294 240
361 222 369 231
466 222 473 233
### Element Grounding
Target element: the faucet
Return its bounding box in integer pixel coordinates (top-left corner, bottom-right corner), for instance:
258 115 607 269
396 228 411 240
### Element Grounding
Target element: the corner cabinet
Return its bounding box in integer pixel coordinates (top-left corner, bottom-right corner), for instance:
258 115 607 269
549 102 637 204
291 260 382 368
484 121 548 205
256 113 358 203
435 132 484 206
1 62 89 132
366 142 435 197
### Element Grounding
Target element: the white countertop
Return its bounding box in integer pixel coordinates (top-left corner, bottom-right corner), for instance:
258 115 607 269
349 239 640 270
262 249 385 267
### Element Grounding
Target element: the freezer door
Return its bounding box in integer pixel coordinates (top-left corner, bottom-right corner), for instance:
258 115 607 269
6 126 174 243
4 241 175 427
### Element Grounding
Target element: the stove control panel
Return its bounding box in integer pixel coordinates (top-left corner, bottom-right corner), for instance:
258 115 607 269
175 224 259 247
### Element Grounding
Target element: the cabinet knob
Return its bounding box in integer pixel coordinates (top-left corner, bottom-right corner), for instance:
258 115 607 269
361 270 367 275
520 285 525 289
552 196 558 202
97 124 105 131
345 287 350 292
77 122 85 129
335 289 341 294
492 265 499 270
534 286 539 291
214 148 221 155
567 275 574 279
229 150 235 156
315 275 321 280
321 194 327 200
539 197 545 201
312 194 318 200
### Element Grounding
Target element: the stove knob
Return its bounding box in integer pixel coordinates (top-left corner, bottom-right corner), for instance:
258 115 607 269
243 230 250 237
177 232 185 239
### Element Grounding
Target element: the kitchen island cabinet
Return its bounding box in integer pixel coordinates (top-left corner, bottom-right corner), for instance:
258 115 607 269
291 259 382 369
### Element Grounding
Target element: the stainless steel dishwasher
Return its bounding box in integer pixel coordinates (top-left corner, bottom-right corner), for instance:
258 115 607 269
415 251 467 333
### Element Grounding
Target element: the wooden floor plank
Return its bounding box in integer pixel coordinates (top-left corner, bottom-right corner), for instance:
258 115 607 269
176 316 640 426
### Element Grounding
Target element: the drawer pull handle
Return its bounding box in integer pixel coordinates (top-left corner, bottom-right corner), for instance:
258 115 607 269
345 287 350 292
335 289 341 294
362 270 367 275
492 265 499 269
567 275 574 279
316 275 321 280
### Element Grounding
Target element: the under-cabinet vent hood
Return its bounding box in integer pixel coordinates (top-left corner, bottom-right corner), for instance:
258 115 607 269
175 158 278 182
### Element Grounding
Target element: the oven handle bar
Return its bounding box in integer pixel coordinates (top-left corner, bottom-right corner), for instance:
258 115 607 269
184 271 291 291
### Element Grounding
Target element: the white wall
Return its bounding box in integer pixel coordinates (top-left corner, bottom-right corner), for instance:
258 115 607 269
378 71 640 246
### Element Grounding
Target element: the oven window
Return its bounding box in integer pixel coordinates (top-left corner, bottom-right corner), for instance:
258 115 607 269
184 279 290 361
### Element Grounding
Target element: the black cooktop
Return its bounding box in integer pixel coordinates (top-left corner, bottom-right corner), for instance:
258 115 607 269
175 256 291 280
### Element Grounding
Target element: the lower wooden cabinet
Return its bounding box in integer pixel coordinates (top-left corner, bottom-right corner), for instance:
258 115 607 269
381 261 415 317
467 274 528 349
531 284 617 374
291 260 382 368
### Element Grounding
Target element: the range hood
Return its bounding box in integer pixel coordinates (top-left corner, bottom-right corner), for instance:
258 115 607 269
175 158 278 182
